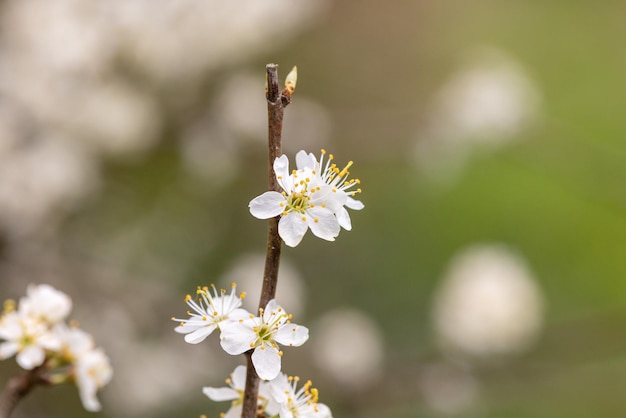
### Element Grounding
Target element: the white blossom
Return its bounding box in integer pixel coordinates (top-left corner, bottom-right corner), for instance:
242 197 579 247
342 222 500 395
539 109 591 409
219 300 308 380
295 149 364 231
19 283 72 325
74 348 113 412
249 153 346 247
203 365 278 418
0 309 61 370
270 373 332 418
172 283 250 344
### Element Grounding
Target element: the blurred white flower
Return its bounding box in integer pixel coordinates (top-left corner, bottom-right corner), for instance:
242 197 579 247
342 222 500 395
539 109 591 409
220 299 308 380
270 373 333 418
74 347 113 412
0 136 98 238
414 47 541 176
0 284 113 411
115 0 331 84
1 0 116 75
19 283 72 325
432 244 544 359
0 310 61 369
172 283 249 344
56 323 95 362
312 308 384 390
221 254 306 318
418 363 480 415
203 365 278 418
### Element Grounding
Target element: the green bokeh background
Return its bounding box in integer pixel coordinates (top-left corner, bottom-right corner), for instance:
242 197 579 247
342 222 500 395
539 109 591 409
2 1 626 417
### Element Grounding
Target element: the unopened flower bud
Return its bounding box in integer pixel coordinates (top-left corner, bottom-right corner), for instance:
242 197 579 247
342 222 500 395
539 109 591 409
284 66 298 95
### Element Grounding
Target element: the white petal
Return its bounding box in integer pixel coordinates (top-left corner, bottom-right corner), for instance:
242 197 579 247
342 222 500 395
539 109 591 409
203 386 239 401
0 342 19 359
306 208 340 241
78 382 102 412
249 192 285 219
336 206 352 231
275 324 309 347
174 323 200 334
274 155 293 192
310 186 346 213
262 300 282 322
224 405 243 418
314 402 333 417
17 345 45 370
231 365 248 389
278 212 308 247
184 325 217 344
280 405 296 418
251 346 282 380
295 150 317 170
220 321 257 355
346 196 364 210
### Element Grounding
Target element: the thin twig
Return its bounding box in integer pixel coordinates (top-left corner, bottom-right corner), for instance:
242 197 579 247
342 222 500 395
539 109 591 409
241 63 292 418
0 365 48 418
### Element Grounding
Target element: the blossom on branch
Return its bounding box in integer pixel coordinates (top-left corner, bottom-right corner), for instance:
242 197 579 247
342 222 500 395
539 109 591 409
219 300 308 380
270 373 333 418
249 150 363 247
172 283 249 344
203 365 278 418
295 149 364 231
0 284 112 412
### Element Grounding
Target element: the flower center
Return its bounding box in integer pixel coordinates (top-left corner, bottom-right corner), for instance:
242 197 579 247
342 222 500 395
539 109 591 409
285 191 310 214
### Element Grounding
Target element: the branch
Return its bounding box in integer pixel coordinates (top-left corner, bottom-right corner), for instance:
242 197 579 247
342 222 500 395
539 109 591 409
241 63 293 418
0 366 49 418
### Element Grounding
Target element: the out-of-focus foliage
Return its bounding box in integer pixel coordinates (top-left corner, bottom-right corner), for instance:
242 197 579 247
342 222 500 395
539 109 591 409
1 1 626 417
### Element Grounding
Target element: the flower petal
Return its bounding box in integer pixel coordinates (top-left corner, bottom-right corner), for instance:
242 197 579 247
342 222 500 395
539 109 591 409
220 320 257 355
275 324 309 347
249 192 285 219
306 207 340 241
274 155 293 192
231 365 248 389
295 150 317 170
278 212 308 247
251 346 281 380
17 345 45 370
262 300 283 322
202 386 239 401
336 206 352 231
346 196 364 210
314 402 333 418
0 342 19 360
184 325 217 344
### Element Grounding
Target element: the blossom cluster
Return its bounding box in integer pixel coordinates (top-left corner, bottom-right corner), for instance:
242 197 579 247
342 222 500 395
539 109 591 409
172 284 308 381
174 151 362 417
172 284 331 417
203 365 331 418
0 284 112 412
249 150 364 247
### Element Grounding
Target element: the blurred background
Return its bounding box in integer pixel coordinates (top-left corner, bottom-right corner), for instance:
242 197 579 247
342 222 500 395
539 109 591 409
1 0 626 417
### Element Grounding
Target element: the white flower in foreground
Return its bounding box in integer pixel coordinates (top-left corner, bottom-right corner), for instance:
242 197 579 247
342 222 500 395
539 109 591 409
249 153 346 247
74 348 113 412
295 149 364 231
203 365 278 418
19 283 72 325
220 300 308 380
0 310 61 369
172 283 250 344
270 373 332 418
